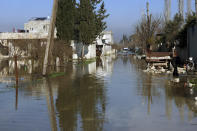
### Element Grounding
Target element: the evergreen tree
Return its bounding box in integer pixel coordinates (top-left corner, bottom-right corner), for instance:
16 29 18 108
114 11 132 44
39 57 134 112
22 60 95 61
177 12 197 48
163 13 184 46
78 0 96 45
56 0 109 47
120 34 129 44
56 0 76 43
77 0 108 45
96 2 109 37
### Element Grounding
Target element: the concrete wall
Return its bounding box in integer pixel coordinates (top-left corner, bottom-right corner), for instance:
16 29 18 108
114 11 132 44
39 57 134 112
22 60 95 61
0 39 47 58
0 33 49 40
71 41 96 59
176 47 187 63
187 25 197 63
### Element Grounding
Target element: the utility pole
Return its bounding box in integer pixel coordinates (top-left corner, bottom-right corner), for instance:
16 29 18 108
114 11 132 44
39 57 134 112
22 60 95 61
187 0 191 16
196 0 197 19
43 0 58 76
146 1 151 49
146 1 150 19
178 0 184 17
165 0 171 21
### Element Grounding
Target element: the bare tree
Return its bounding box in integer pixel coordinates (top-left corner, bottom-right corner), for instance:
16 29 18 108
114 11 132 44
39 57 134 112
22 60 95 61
134 15 161 51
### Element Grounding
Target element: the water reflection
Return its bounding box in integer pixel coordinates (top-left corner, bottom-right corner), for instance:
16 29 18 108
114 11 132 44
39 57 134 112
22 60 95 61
130 56 197 121
44 78 58 131
15 86 18 110
3 56 113 130
55 61 107 130
1 55 197 130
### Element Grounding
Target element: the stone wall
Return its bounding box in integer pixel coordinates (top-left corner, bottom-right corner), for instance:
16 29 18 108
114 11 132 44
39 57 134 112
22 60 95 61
0 39 46 58
0 33 48 39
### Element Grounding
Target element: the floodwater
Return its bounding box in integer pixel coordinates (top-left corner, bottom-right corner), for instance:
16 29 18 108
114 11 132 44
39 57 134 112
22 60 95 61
0 55 197 131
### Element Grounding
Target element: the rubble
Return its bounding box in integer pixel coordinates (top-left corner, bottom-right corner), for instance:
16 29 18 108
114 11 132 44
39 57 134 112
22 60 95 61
143 65 172 74
172 78 180 83
177 67 187 74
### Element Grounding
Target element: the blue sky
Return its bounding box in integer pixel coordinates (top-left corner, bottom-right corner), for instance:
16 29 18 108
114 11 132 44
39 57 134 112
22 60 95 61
0 0 196 41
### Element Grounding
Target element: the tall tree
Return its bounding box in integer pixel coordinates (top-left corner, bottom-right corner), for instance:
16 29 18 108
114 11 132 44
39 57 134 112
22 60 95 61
163 13 184 47
55 0 108 49
95 2 109 36
177 12 197 48
78 0 108 44
56 0 76 43
77 0 108 58
135 15 161 50
78 0 96 45
120 34 129 45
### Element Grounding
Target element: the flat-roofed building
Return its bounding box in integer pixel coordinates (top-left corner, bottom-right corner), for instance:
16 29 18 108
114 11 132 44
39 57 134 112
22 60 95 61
24 17 51 33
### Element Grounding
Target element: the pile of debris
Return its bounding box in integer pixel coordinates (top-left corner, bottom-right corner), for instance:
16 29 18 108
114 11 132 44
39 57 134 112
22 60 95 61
143 66 171 74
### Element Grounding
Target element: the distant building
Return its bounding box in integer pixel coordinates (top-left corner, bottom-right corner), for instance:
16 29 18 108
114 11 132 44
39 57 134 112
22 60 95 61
0 17 115 59
24 17 51 33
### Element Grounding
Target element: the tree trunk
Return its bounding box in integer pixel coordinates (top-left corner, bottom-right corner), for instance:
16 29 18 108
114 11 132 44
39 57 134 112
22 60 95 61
81 44 85 59
43 0 58 76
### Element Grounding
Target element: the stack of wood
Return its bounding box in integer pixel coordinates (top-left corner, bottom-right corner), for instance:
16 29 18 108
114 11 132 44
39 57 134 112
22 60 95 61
146 52 172 68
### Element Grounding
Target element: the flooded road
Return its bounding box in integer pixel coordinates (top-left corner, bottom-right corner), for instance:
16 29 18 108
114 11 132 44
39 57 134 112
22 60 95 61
0 55 197 131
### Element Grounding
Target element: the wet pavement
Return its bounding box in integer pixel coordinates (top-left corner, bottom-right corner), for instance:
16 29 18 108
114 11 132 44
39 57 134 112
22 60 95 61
0 55 197 131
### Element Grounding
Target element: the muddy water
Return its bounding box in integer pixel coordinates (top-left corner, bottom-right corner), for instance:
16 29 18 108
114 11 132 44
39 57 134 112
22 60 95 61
0 55 197 131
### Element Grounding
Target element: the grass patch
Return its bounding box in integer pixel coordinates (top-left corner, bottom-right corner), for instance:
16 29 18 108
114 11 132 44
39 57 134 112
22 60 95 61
189 78 197 87
77 58 96 65
190 78 197 84
49 72 65 78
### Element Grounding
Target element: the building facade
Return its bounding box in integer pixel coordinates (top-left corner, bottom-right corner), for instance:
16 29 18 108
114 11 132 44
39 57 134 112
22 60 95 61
24 17 50 33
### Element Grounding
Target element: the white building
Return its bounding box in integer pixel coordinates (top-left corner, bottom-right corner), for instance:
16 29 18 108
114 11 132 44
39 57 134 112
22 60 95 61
24 17 50 33
96 31 115 56
0 17 115 60
96 31 114 45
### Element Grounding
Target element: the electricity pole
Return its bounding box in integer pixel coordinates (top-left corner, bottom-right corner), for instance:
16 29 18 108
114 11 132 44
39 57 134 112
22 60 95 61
196 0 197 19
43 0 58 76
178 0 184 17
165 0 171 21
187 0 191 16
